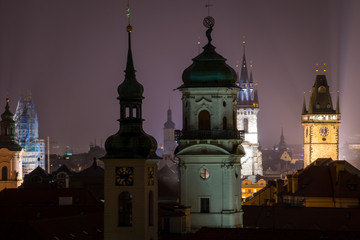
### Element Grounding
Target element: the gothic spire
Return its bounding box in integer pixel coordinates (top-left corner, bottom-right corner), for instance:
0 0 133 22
302 95 307 115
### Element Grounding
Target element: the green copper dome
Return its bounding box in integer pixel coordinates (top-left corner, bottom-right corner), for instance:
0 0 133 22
180 43 238 88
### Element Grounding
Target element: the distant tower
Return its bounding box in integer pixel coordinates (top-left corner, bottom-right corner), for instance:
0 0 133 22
236 43 263 177
176 16 245 229
101 13 159 240
158 107 177 170
0 98 23 191
14 95 45 175
302 73 340 167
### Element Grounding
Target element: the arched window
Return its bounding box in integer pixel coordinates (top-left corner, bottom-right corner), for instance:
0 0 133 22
149 191 154 226
198 110 210 130
119 192 132 226
244 118 248 133
223 117 227 130
2 166 7 181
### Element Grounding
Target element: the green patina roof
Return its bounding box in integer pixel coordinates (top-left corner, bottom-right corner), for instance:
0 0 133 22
180 43 238 88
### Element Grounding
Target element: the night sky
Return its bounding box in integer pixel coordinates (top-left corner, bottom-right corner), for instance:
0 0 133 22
1 1 360 162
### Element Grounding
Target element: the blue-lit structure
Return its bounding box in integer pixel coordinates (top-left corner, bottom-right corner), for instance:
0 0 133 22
13 96 45 175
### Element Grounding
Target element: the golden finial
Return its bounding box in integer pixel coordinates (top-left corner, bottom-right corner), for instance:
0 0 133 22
250 60 253 69
315 63 319 72
323 62 327 72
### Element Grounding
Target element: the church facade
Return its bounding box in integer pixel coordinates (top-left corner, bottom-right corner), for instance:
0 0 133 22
302 73 340 167
0 98 23 191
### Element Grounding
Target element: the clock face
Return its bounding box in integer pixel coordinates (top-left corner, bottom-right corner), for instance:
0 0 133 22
147 167 155 186
319 127 329 137
115 167 134 186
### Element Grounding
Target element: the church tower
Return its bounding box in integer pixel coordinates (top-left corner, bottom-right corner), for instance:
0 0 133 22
102 9 159 240
302 73 340 167
236 43 263 177
175 16 245 229
158 107 177 170
0 98 23 191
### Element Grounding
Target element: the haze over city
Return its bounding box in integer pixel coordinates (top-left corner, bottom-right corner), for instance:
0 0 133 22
1 0 360 163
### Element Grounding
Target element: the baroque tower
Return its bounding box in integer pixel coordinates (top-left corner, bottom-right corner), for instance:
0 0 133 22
175 16 245 229
102 13 159 240
236 44 263 177
302 73 340 167
0 98 23 191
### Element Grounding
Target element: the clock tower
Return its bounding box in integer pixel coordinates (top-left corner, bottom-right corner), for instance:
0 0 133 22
302 73 340 167
102 17 159 240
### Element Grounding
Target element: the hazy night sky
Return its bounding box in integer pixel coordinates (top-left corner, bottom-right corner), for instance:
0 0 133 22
0 1 360 162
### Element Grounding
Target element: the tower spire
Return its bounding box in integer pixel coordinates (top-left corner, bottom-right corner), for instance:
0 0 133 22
336 90 340 114
302 93 307 114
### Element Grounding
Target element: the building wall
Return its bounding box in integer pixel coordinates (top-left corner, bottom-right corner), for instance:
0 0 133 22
103 158 158 240
0 148 23 191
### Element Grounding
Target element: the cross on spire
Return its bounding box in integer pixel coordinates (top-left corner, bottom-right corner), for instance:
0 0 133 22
205 0 213 16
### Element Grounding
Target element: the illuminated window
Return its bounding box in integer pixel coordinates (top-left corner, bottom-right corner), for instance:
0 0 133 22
318 86 326 93
200 168 209 180
1 166 7 181
200 198 210 213
149 191 154 226
242 189 246 193
118 192 132 226
198 110 210 130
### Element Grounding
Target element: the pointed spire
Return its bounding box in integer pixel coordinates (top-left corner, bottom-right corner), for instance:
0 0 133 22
239 39 249 88
336 91 340 114
253 85 259 107
125 25 135 78
302 94 307 115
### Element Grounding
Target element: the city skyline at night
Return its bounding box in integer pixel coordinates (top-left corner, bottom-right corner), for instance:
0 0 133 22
1 1 360 168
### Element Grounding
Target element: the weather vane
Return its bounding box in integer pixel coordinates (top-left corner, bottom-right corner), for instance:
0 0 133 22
126 0 132 32
203 0 215 44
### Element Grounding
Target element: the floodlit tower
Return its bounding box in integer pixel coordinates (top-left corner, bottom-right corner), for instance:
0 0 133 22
14 96 45 175
0 98 23 190
102 6 159 240
175 15 245 229
236 43 263 177
302 69 340 167
14 95 45 175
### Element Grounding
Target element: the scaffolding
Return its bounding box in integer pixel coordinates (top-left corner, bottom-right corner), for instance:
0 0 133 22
13 96 45 175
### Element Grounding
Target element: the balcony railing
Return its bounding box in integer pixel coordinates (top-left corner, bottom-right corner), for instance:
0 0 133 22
175 130 244 141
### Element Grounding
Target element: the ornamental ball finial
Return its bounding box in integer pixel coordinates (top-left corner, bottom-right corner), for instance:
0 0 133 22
126 24 132 33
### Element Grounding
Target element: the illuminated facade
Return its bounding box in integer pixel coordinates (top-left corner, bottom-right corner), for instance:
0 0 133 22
176 17 245 229
236 46 263 177
302 74 340 167
0 98 23 191
14 95 45 175
102 22 159 240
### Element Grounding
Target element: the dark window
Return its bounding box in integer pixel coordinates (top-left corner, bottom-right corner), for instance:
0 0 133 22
199 110 210 130
233 111 236 129
2 166 7 181
223 117 227 130
184 117 187 130
244 118 248 133
119 192 132 226
149 191 154 226
200 198 210 213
